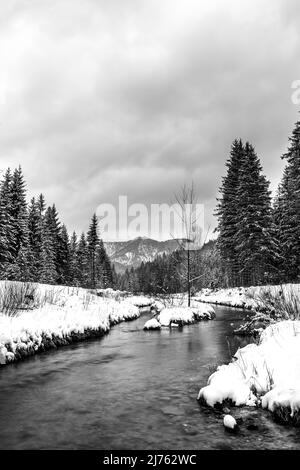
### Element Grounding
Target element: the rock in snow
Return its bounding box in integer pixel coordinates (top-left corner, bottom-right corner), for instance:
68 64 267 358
143 318 161 330
143 304 216 329
223 415 237 431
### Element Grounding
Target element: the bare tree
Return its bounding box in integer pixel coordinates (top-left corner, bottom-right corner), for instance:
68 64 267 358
170 183 208 306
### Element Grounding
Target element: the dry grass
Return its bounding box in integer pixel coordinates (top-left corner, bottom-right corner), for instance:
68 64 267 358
251 286 300 320
0 281 38 316
273 405 300 426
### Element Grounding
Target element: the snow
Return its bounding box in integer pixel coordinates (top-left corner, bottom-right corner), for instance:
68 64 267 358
128 296 155 308
198 320 300 419
195 284 300 312
262 388 300 418
158 307 195 326
143 304 216 329
152 300 164 312
223 415 237 430
0 282 146 365
192 303 216 320
143 318 161 330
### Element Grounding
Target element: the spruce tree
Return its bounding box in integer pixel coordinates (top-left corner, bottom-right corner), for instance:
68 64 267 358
69 231 78 285
10 166 28 258
76 233 89 287
275 120 300 280
28 197 43 280
8 242 36 282
39 222 57 284
59 224 71 285
0 169 14 272
37 194 46 215
216 139 245 285
43 205 62 283
87 214 100 288
96 239 113 288
234 142 278 285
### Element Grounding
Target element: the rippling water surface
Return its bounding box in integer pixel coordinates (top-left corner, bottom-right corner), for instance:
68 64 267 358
0 305 299 450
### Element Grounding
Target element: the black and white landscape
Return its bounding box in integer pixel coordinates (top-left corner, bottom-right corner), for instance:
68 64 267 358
0 0 300 455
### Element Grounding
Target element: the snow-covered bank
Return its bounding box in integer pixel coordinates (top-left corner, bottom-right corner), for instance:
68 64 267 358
144 304 215 330
195 283 300 337
198 320 300 425
95 288 154 308
195 284 300 312
0 282 152 366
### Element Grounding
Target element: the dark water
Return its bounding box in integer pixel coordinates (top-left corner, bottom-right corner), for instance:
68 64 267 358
0 305 300 450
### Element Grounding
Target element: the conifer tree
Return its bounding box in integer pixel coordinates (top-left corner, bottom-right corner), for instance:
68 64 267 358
96 239 113 288
37 194 46 215
0 169 14 272
39 222 57 284
10 166 28 258
76 233 89 287
234 142 278 285
8 242 36 282
59 224 71 285
216 139 245 285
28 197 43 279
274 120 300 280
69 231 78 285
43 205 62 283
87 214 100 288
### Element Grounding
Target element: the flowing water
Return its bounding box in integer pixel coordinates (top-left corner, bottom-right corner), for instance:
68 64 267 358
0 305 299 450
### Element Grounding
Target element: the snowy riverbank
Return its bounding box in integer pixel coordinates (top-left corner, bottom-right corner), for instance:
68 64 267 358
0 282 154 366
198 320 300 424
144 304 216 330
195 283 300 312
197 284 300 424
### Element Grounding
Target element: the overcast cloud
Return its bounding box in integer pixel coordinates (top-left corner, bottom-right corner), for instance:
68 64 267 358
0 0 299 239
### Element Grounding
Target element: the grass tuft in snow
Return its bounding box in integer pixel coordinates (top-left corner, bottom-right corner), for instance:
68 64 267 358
0 281 38 316
272 405 300 426
246 285 300 320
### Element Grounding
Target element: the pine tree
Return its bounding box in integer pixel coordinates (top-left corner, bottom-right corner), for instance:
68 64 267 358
7 242 36 282
69 231 78 285
234 142 278 285
28 197 43 280
0 169 14 272
216 139 245 285
59 224 71 285
86 214 100 288
39 222 57 284
76 233 89 287
274 120 300 280
37 194 46 215
43 205 62 283
95 240 113 288
10 166 28 258
111 264 118 289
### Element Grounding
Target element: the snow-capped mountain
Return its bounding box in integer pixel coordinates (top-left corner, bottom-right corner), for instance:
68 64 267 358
104 237 183 273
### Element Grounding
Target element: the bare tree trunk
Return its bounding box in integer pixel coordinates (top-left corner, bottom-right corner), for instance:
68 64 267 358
187 246 191 307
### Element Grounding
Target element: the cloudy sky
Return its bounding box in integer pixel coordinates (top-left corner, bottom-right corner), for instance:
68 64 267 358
0 0 299 240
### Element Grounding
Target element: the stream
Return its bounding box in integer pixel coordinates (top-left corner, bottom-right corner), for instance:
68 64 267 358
0 305 300 450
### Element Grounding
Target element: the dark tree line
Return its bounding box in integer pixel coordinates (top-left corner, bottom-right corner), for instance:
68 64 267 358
0 166 114 288
116 240 225 294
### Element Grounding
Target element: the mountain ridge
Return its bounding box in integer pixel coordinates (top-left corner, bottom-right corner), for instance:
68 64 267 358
104 236 184 273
